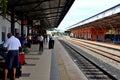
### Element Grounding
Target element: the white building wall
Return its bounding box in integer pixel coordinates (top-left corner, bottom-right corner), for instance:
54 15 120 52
15 22 21 34
0 16 21 43
24 25 27 36
0 16 11 43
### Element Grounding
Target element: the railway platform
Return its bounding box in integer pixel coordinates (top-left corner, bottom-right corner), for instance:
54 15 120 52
1 36 120 80
16 38 87 80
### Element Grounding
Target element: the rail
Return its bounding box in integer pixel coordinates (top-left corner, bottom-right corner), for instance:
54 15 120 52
59 39 118 80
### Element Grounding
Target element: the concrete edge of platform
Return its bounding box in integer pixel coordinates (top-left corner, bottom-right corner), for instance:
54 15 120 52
50 48 60 80
55 38 88 80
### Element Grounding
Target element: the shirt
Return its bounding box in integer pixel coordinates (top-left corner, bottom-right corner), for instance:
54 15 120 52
37 36 43 41
3 36 21 50
49 36 54 40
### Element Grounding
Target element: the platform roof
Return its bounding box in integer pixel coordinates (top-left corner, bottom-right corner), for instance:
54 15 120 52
69 4 120 30
7 0 75 29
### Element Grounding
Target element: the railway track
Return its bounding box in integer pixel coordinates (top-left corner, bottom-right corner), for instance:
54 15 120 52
65 38 120 64
59 39 117 80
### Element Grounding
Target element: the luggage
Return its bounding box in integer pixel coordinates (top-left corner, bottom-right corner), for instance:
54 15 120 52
0 50 7 59
8 63 22 78
14 63 22 78
19 52 25 65
0 51 23 79
0 44 7 59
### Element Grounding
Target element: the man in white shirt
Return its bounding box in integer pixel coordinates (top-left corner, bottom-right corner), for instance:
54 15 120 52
37 35 44 52
3 33 21 80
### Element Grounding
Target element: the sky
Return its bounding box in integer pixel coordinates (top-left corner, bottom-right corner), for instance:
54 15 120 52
57 0 120 31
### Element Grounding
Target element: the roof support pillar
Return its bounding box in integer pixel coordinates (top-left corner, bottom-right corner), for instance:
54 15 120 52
27 20 30 36
105 20 114 30
11 6 15 35
31 20 33 35
21 14 24 36
113 27 117 43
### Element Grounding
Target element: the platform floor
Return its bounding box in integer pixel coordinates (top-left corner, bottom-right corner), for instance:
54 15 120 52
71 37 120 50
16 44 51 80
16 38 87 80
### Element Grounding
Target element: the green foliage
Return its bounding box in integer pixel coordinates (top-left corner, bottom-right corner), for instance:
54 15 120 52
1 0 7 18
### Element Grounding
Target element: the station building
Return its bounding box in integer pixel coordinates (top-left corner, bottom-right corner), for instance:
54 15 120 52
68 4 120 44
0 16 21 43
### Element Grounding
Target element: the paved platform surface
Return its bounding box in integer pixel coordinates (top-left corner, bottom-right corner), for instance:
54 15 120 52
71 37 120 50
16 44 52 80
16 38 87 80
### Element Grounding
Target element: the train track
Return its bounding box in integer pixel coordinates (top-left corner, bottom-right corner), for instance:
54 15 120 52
65 38 120 64
59 39 117 80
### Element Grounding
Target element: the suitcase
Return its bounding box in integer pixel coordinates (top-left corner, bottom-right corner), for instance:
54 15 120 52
8 64 22 78
19 52 25 65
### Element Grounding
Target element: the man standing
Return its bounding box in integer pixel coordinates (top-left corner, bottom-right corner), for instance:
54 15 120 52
3 33 21 80
37 35 44 52
49 35 55 49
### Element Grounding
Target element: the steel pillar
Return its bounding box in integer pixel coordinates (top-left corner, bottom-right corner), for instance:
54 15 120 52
11 6 15 35
21 14 24 36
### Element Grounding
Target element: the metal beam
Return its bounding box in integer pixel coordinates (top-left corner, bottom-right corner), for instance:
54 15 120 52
19 6 64 13
32 15 60 19
8 0 52 7
29 11 62 16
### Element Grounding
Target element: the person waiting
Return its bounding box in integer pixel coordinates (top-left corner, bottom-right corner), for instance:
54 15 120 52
37 35 44 52
3 33 21 80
